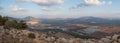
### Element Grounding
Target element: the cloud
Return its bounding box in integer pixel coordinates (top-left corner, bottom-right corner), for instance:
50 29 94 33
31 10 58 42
84 0 105 6
108 1 112 5
0 5 3 10
11 5 26 12
70 0 112 9
0 6 3 10
32 0 63 6
41 7 62 11
41 7 52 11
16 0 30 2
16 0 64 6
70 3 91 9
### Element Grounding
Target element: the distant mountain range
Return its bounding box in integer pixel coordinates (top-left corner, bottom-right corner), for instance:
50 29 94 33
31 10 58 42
67 17 120 26
8 16 37 21
22 16 36 21
8 17 21 21
40 16 120 26
7 16 120 26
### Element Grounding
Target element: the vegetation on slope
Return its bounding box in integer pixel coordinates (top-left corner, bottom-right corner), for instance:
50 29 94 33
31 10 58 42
0 15 27 29
28 33 36 39
30 29 97 39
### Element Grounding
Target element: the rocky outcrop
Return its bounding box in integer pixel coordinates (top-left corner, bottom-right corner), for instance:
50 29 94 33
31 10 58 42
0 27 120 43
0 28 35 43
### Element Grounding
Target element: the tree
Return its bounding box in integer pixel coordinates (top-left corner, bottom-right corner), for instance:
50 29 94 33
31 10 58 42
0 15 27 29
19 20 27 29
14 20 27 29
0 16 8 25
4 20 14 29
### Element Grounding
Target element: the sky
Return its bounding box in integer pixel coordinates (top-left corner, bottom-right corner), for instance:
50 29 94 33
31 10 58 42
0 0 120 18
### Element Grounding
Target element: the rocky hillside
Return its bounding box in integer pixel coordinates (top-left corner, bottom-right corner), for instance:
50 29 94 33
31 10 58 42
0 26 120 43
0 26 35 43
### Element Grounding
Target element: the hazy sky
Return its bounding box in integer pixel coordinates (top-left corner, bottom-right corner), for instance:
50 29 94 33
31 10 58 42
0 0 120 18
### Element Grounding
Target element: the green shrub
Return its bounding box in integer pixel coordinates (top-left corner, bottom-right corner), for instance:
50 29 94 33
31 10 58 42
0 16 8 25
0 15 28 29
4 20 14 29
28 33 36 39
